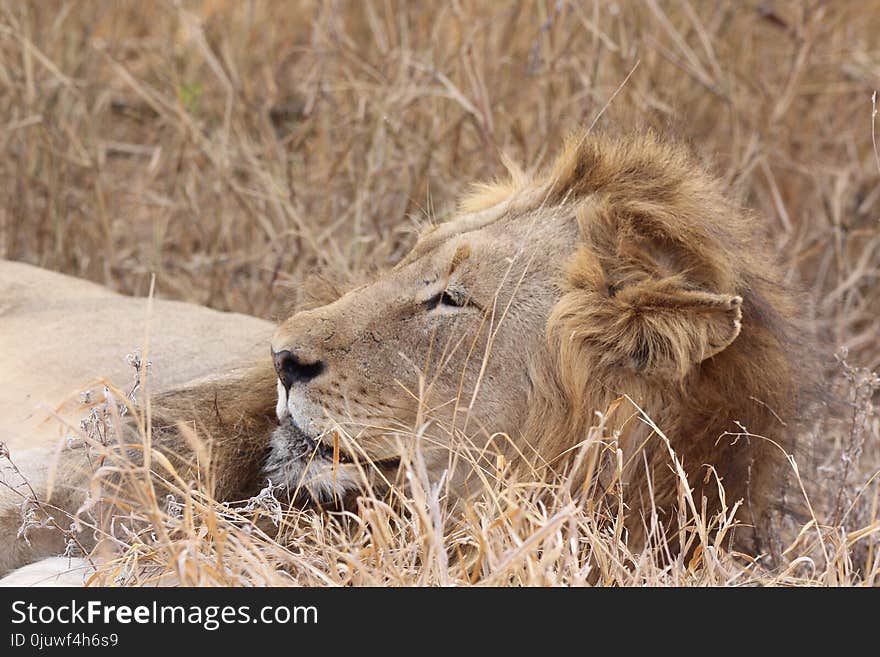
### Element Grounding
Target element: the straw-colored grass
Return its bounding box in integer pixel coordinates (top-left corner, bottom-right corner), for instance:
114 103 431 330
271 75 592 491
1 1 878 586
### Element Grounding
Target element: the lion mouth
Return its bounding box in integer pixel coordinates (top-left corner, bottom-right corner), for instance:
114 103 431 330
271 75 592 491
264 417 404 507
302 433 356 464
281 419 354 464
270 417 403 480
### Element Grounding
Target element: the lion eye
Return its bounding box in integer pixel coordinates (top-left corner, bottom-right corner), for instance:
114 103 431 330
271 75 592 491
424 289 465 310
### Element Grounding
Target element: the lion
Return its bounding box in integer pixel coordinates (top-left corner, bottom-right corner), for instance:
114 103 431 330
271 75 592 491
0 131 813 581
0 260 277 576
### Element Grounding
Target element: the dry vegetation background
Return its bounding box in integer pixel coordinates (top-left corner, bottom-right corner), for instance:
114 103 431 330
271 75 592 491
1 0 879 586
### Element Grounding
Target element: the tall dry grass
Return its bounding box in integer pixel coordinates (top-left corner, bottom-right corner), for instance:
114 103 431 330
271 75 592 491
1 1 878 585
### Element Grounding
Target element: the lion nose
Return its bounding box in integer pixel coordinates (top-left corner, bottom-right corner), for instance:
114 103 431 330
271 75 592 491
272 349 325 392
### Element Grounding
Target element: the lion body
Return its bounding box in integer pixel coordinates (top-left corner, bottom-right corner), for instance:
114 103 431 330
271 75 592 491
1 132 813 581
0 260 275 575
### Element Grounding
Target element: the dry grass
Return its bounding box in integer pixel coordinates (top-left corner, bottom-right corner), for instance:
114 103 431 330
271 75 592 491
1 0 879 586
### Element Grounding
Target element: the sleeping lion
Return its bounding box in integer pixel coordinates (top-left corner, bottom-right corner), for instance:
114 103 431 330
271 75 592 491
0 131 814 580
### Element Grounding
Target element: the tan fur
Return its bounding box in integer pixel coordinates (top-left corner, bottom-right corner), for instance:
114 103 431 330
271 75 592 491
1 132 813 578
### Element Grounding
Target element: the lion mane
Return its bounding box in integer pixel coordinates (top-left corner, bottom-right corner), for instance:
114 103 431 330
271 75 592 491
499 133 813 548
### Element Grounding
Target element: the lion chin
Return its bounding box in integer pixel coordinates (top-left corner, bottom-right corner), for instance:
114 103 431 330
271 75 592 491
262 421 358 505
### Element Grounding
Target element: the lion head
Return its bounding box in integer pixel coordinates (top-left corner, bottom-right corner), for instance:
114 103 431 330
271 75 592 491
265 131 811 546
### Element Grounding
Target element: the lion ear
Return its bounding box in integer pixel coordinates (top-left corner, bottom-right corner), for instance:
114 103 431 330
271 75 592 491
553 248 743 383
608 283 742 379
